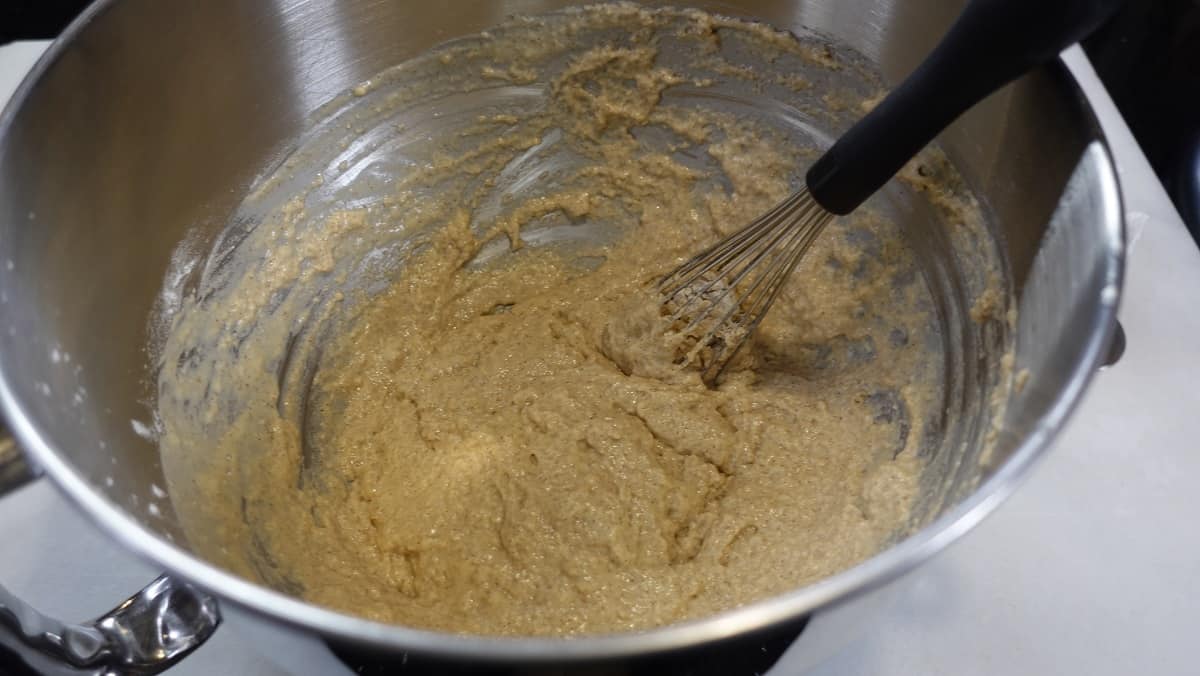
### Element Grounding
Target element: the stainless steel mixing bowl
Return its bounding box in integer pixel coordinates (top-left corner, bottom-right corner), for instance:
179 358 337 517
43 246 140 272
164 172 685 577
0 0 1122 673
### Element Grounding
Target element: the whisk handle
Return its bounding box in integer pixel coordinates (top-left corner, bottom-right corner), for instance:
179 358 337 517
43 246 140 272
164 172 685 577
805 0 1123 215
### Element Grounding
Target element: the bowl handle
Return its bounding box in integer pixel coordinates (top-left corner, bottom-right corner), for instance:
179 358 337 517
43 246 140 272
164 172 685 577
0 427 221 675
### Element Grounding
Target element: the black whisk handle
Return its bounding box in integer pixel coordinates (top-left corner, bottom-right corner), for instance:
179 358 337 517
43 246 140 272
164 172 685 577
805 0 1124 215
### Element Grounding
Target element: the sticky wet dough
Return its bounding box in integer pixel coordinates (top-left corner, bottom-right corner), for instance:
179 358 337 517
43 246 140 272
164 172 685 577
157 4 958 636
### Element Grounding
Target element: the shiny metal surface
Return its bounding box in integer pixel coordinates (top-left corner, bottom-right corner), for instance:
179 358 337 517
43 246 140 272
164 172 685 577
0 573 219 675
1 426 219 673
0 0 1122 667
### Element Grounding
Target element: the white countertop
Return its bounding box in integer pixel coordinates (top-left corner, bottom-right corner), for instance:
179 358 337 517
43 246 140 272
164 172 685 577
2 40 1198 676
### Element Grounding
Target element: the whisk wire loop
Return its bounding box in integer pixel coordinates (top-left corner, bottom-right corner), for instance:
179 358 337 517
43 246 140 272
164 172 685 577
656 186 833 384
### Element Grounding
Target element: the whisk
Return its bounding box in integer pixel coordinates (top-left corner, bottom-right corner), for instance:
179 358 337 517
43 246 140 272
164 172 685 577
657 0 1122 385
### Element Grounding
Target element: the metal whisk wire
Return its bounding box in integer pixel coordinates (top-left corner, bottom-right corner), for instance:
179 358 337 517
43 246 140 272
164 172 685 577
657 186 833 384
650 0 1124 386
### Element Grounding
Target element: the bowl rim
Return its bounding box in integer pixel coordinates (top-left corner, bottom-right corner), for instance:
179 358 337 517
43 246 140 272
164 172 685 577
0 0 1124 663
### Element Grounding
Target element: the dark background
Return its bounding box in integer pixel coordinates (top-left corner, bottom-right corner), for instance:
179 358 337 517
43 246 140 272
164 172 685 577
3 0 1199 243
